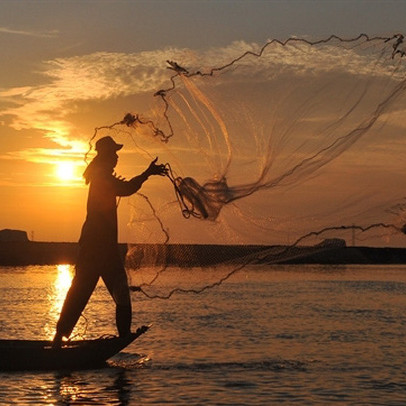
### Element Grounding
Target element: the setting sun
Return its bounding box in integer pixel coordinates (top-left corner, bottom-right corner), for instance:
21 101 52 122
55 161 80 183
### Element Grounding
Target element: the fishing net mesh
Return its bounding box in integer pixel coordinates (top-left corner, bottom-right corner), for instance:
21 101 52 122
89 34 406 299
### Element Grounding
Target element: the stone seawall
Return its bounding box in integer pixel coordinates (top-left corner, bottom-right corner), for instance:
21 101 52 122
0 241 406 266
0 241 79 266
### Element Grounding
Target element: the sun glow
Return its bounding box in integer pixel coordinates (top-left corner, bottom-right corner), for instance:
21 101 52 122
55 161 81 183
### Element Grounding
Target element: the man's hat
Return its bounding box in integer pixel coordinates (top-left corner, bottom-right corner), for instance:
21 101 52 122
95 136 123 153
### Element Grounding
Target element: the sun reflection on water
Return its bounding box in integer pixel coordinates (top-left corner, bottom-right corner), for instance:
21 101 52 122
55 264 74 292
59 376 80 403
43 264 74 339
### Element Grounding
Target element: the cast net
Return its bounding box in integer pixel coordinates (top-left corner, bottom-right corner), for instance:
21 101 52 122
90 34 406 299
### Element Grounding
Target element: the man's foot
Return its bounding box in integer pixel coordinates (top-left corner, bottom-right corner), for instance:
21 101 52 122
52 332 63 349
118 331 132 340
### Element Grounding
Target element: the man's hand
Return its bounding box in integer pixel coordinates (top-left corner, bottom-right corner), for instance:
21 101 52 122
146 157 168 176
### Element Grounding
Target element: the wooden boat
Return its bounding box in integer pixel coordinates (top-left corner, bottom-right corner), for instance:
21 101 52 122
0 325 149 371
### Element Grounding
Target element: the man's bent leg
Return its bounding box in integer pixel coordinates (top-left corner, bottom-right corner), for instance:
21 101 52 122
116 304 132 337
102 266 132 337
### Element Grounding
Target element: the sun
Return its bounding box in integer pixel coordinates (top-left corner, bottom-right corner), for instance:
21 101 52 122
55 161 78 182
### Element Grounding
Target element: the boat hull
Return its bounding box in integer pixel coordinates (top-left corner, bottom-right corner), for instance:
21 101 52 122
0 325 149 371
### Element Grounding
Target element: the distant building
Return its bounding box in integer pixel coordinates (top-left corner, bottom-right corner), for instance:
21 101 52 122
0 229 29 242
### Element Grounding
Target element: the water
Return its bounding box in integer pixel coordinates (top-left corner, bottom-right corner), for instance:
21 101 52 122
0 264 405 405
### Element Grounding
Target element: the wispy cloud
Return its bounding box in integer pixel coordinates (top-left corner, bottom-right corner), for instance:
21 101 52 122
0 26 58 38
0 48 193 142
0 38 403 167
5 145 85 164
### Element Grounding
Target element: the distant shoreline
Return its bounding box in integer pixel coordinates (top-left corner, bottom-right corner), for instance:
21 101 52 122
1 241 406 266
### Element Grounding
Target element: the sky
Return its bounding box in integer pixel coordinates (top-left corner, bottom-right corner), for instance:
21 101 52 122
1 0 406 245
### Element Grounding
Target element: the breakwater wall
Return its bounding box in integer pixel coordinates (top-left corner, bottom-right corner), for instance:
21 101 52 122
0 241 406 266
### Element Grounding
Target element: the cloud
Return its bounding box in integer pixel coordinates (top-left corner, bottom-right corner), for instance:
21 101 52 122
0 36 404 166
0 47 197 146
0 26 58 38
6 146 84 164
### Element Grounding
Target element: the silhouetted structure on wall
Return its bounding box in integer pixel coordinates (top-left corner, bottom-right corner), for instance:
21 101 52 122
0 229 29 242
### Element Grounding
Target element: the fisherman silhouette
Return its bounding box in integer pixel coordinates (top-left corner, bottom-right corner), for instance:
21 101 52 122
53 136 167 347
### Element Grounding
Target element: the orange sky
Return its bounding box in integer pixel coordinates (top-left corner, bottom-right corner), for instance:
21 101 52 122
1 1 406 246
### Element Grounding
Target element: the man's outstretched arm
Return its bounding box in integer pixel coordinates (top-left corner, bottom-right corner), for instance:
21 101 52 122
115 158 167 196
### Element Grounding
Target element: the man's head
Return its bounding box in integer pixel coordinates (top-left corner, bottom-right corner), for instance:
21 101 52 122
95 136 122 168
95 136 123 154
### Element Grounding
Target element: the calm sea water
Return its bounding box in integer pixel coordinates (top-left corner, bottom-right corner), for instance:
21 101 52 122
0 264 405 405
